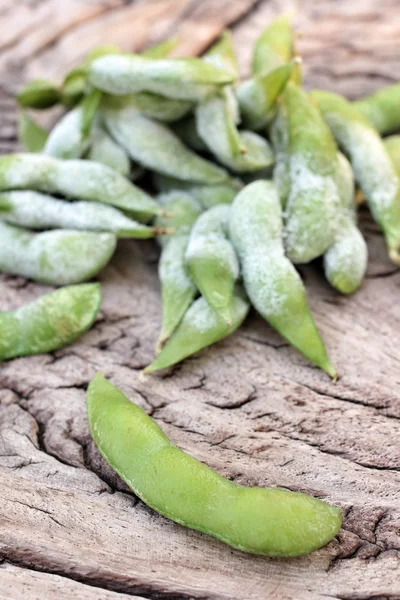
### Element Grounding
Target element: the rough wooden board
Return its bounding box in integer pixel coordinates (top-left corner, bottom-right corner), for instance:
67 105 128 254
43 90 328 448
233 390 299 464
0 1 400 599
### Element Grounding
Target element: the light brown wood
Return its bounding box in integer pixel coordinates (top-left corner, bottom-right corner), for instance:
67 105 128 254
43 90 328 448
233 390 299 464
1 1 400 599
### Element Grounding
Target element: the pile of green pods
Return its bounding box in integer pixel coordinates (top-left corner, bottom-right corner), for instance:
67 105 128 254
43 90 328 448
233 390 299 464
2 14 400 375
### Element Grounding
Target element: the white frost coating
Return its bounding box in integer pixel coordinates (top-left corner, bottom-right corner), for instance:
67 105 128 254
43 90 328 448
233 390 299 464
89 126 131 176
159 235 195 294
324 222 368 293
155 191 202 247
88 55 233 101
44 107 90 159
0 221 116 285
0 154 158 216
285 154 341 263
102 107 230 184
196 93 243 161
184 292 248 335
0 191 150 237
336 152 354 210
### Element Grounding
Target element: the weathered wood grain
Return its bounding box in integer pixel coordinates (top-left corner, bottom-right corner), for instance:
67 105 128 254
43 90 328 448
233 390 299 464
0 1 400 599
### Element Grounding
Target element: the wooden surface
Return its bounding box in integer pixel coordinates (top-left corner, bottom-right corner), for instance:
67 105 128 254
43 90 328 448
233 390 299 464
1 1 400 599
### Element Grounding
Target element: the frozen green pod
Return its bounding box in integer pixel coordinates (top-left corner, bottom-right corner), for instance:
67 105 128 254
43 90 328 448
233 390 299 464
87 373 342 557
283 83 341 263
354 83 400 135
252 14 295 76
312 89 400 265
0 153 161 221
155 192 201 344
173 116 208 152
0 191 160 239
0 283 101 361
145 288 249 373
88 124 131 176
229 180 337 378
270 101 291 208
114 92 193 123
237 62 293 131
18 111 48 153
323 153 368 294
203 30 239 77
152 173 240 209
43 106 91 159
17 79 60 109
88 54 235 101
0 221 116 285
102 105 232 184
185 204 240 324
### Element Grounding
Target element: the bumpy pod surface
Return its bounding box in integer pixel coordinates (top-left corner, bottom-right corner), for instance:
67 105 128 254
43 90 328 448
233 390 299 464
312 89 400 265
145 288 249 373
0 153 161 221
43 106 90 159
88 54 235 101
0 284 101 360
354 83 400 135
186 204 240 323
283 84 341 263
0 191 158 239
229 180 337 378
0 221 116 285
87 373 342 556
102 105 232 185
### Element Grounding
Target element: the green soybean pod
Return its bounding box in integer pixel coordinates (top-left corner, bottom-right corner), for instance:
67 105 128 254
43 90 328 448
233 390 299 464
354 83 400 135
270 100 291 208
236 62 293 131
384 135 400 170
153 173 241 209
0 284 101 361
323 153 368 294
0 222 116 285
252 14 294 76
43 106 91 159
88 124 131 177
172 116 208 152
88 373 342 556
155 191 202 246
0 153 161 221
88 54 235 101
141 37 179 59
203 30 238 77
17 79 60 109
102 105 232 184
145 287 249 373
229 180 337 379
18 111 48 153
283 83 341 263
0 191 160 239
121 91 193 123
185 205 240 324
311 89 400 265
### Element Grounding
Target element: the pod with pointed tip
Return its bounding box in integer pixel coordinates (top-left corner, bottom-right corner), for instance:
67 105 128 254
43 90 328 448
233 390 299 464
354 83 400 135
323 153 368 294
282 83 341 263
43 106 91 159
0 284 101 361
252 14 295 76
88 54 235 101
145 288 249 373
102 104 232 185
87 373 342 556
229 180 337 379
0 191 160 239
0 153 161 222
155 191 202 345
311 89 400 265
17 79 60 109
18 111 48 153
185 205 240 324
0 221 116 285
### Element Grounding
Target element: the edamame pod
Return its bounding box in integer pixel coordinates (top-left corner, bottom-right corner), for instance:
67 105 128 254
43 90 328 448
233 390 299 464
110 93 192 123
155 192 201 345
87 373 342 556
153 173 240 209
237 62 293 131
43 106 91 159
323 153 368 294
203 30 238 77
17 79 60 109
88 54 235 101
88 125 131 176
173 116 208 152
354 83 400 135
0 154 161 220
145 287 249 373
252 14 294 76
270 101 291 208
102 105 232 184
229 180 337 378
0 284 101 361
0 191 160 239
283 84 341 263
0 222 116 285
18 111 48 153
185 205 240 324
311 89 400 265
